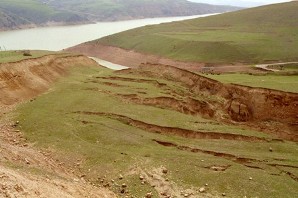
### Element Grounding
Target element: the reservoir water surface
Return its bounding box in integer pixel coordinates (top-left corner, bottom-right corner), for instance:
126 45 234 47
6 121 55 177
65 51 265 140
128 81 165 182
0 14 215 51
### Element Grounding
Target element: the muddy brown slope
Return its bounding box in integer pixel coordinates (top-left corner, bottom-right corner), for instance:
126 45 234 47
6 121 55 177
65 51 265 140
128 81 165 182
0 55 97 107
119 64 298 141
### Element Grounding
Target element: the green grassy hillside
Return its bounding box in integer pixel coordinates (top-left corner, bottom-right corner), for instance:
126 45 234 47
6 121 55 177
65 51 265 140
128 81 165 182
14 64 298 198
0 0 239 30
0 50 68 63
96 2 298 64
45 0 239 21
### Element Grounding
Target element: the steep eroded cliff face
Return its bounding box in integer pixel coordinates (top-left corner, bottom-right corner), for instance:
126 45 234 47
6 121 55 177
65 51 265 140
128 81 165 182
118 64 298 141
0 54 97 106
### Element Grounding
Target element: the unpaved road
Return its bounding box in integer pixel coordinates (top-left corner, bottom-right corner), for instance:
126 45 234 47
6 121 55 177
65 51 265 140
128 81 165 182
255 62 298 72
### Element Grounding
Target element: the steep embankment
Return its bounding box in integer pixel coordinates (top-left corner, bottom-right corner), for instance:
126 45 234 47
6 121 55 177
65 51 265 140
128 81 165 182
0 55 117 197
119 64 298 141
0 54 97 107
73 2 298 67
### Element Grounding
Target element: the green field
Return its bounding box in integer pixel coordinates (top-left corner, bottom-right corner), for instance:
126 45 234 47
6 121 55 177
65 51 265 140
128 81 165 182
202 73 298 93
15 64 298 198
96 2 298 64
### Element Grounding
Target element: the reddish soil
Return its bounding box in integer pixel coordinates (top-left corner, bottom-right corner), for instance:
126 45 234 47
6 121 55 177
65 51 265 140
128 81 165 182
66 43 258 73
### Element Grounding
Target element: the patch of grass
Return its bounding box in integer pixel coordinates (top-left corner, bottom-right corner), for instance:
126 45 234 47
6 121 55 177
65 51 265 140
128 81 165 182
0 50 63 63
15 65 298 197
96 2 298 64
268 63 298 72
201 73 298 93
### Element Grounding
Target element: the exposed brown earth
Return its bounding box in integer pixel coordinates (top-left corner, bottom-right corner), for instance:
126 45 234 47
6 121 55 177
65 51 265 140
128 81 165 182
153 139 298 183
0 55 116 198
75 111 267 142
0 115 116 198
0 54 297 197
117 64 298 141
83 64 297 141
118 95 216 119
66 43 257 73
0 54 98 107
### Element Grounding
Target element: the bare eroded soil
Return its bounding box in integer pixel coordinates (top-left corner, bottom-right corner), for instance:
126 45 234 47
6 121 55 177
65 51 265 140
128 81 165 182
0 55 116 198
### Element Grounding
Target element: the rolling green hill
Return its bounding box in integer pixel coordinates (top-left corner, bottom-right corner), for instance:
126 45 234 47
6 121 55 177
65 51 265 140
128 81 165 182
0 0 239 30
0 0 86 30
45 0 239 21
95 2 298 64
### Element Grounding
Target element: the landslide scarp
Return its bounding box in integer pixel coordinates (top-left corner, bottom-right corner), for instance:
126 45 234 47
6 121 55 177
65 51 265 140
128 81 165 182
0 54 98 107
117 63 298 141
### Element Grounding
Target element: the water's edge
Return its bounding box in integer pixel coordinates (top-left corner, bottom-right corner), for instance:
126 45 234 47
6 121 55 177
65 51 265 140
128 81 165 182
90 57 129 70
0 14 217 51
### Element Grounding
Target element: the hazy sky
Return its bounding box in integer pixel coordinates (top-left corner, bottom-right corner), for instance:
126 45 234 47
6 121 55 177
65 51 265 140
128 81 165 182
189 0 291 7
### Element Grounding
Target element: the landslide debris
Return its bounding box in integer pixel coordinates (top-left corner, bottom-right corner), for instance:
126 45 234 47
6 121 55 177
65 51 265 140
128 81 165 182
118 63 298 141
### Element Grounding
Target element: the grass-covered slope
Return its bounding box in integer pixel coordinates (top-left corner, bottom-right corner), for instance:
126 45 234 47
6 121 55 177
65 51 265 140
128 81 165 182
96 2 298 64
0 0 239 30
15 64 298 198
46 0 239 21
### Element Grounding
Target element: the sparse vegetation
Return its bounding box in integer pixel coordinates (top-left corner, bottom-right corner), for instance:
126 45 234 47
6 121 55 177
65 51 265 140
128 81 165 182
0 50 61 63
14 65 298 198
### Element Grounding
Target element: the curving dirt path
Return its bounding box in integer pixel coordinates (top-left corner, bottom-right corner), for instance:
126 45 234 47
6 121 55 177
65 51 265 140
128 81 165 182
255 62 298 72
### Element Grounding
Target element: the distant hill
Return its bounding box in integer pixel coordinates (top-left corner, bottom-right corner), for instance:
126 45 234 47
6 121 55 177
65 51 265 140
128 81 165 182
45 0 239 21
0 0 86 30
0 0 239 30
93 2 298 64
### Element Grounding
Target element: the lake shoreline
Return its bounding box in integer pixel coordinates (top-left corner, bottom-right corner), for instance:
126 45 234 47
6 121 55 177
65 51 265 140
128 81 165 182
0 14 217 51
0 13 216 32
